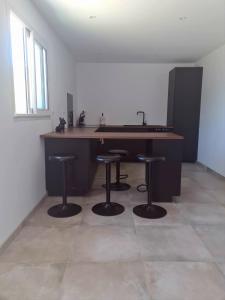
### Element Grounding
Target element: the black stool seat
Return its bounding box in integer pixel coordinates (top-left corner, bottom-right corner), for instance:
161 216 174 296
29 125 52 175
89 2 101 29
133 154 167 219
103 149 131 191
96 155 120 163
92 155 125 216
49 155 76 163
48 155 82 218
137 154 165 163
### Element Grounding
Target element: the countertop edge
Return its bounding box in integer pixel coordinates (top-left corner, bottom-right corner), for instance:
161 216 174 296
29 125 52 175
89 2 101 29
40 128 184 140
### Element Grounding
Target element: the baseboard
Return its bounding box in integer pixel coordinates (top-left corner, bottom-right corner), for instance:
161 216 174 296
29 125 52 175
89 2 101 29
0 193 48 255
197 161 225 180
196 161 208 171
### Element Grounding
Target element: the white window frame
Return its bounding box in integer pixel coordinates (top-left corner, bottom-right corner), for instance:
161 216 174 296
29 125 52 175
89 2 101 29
9 10 50 118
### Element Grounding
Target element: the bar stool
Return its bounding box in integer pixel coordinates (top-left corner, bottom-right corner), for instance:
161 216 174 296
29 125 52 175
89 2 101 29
92 155 125 216
48 155 82 218
107 149 131 191
133 154 167 219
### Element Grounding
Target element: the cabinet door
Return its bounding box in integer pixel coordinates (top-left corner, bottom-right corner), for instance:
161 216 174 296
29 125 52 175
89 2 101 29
173 68 202 162
167 69 176 126
152 140 183 201
45 139 97 196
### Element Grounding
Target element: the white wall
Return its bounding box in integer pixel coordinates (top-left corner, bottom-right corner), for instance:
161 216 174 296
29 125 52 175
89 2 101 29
197 45 225 177
76 63 193 125
0 0 76 246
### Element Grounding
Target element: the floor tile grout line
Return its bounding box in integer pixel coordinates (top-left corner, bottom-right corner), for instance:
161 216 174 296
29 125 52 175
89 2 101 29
215 261 225 280
191 223 223 263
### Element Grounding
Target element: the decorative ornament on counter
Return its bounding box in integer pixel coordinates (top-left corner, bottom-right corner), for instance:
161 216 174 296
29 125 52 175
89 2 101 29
78 110 86 127
55 118 66 132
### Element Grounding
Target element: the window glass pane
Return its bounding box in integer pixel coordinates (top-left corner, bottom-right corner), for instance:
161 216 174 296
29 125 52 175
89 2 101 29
43 49 48 110
35 42 48 110
24 28 35 113
10 12 48 115
10 13 27 114
34 42 43 110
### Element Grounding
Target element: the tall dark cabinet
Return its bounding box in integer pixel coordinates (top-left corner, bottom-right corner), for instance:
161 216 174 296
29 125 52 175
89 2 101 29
167 67 203 162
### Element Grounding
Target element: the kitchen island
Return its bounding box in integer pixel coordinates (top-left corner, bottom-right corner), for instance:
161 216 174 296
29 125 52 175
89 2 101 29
41 127 183 202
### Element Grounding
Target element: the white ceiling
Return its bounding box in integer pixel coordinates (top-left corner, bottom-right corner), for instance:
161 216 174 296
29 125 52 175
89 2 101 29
32 0 225 63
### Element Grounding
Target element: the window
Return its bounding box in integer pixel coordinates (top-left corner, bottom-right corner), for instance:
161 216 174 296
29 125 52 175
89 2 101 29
10 12 49 116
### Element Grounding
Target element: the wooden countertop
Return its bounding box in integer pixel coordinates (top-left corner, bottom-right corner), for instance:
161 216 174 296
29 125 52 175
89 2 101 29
41 127 184 140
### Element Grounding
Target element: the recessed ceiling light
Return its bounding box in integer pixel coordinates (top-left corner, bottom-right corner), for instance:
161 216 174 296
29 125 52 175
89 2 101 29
179 16 188 21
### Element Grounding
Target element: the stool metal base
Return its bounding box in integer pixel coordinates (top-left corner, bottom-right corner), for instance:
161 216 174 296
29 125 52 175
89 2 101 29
133 204 167 219
102 182 131 191
48 203 82 218
92 202 125 216
110 182 131 191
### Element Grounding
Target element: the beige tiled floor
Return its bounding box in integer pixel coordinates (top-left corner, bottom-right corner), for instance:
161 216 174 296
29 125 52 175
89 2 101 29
0 163 225 299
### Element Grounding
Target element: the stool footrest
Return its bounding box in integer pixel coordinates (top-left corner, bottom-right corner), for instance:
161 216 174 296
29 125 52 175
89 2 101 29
102 182 131 191
120 174 128 180
137 184 148 193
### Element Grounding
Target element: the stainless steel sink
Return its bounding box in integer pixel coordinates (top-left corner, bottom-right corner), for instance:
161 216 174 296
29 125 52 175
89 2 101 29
123 124 147 127
95 126 173 133
96 126 149 132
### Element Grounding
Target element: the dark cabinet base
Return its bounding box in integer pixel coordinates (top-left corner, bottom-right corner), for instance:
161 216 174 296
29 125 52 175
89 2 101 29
167 67 203 162
45 138 97 196
44 138 182 202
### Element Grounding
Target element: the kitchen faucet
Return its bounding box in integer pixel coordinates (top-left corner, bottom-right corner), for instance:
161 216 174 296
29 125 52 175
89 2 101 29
137 111 147 126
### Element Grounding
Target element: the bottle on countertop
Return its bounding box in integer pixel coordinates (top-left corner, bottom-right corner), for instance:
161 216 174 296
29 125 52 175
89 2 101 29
99 113 106 126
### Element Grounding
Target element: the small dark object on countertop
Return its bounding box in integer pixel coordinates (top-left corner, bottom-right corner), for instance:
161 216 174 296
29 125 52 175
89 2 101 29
78 110 86 127
55 118 66 132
